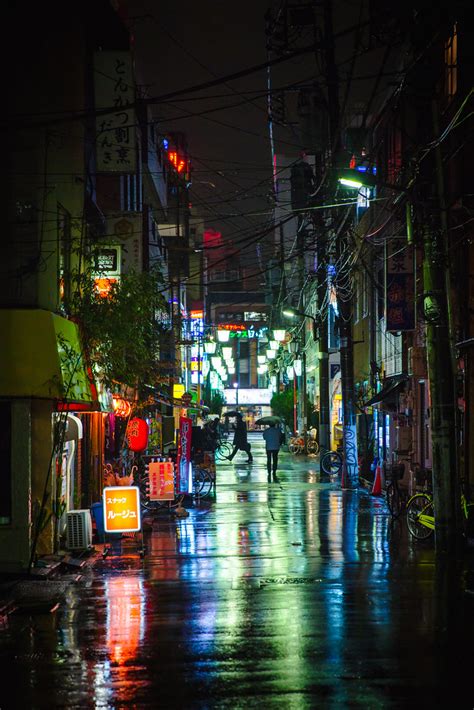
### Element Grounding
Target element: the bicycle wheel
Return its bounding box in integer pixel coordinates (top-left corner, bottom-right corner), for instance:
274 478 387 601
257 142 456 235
193 467 213 498
406 493 434 540
288 440 299 454
386 482 402 518
321 451 343 475
307 440 320 455
215 441 232 460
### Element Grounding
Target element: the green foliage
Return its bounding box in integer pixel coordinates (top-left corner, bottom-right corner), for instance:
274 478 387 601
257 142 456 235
70 267 168 389
270 388 312 431
270 390 294 425
209 391 225 416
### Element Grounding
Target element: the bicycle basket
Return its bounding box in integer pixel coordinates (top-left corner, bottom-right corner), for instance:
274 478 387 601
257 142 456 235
385 463 405 481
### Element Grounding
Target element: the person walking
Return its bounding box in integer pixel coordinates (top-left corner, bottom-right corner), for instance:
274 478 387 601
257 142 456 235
263 422 281 482
226 413 253 463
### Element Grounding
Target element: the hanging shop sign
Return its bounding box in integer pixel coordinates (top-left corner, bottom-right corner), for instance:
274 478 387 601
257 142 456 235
112 395 131 418
103 486 141 533
176 416 192 494
148 461 174 501
244 311 267 322
94 52 136 172
126 417 149 452
218 324 269 339
386 239 415 332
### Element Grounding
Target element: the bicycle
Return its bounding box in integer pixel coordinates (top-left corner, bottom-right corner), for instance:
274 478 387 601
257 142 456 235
406 482 474 540
320 449 343 475
385 462 407 519
288 435 304 454
214 438 233 461
307 438 320 455
192 465 214 498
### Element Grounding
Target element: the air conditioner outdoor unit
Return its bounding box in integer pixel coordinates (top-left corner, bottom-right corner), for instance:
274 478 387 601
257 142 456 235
66 510 93 551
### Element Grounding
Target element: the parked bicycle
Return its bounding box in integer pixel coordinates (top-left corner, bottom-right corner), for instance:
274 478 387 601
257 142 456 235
320 449 343 475
192 465 214 498
288 432 320 455
406 479 474 540
288 434 304 454
385 462 407 519
214 437 233 461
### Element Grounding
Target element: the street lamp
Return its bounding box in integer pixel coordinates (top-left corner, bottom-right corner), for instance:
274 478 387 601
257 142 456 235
217 328 230 343
282 307 320 340
273 329 286 342
204 339 217 355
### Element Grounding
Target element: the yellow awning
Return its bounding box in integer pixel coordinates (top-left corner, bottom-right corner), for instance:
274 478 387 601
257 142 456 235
0 309 93 403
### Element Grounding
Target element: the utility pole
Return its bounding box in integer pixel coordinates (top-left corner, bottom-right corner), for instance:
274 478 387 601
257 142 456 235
297 226 307 439
322 0 358 486
316 0 337 460
420 100 460 552
317 237 330 456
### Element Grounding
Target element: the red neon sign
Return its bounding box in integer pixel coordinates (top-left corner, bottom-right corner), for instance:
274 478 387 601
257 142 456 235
168 151 186 174
219 323 246 331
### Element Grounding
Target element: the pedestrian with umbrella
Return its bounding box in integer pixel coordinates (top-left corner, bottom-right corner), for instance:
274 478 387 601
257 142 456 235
256 416 283 483
226 412 253 463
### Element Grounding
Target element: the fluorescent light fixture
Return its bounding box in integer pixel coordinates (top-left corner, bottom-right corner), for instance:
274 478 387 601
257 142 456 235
339 177 364 189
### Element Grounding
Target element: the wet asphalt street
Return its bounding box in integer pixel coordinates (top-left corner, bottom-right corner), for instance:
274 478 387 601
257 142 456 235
1 433 474 709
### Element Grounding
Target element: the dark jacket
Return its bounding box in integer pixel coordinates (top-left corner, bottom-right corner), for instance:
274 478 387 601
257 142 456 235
233 419 248 448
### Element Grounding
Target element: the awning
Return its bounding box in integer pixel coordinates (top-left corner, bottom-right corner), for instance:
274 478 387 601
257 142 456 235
0 309 93 404
363 374 408 408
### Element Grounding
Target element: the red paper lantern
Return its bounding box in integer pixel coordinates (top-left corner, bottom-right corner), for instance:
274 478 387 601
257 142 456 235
126 417 149 452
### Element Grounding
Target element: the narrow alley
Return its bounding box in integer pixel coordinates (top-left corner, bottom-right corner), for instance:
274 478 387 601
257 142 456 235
1 435 473 708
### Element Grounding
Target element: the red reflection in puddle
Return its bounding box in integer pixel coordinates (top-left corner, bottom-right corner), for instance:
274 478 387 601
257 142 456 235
106 577 144 665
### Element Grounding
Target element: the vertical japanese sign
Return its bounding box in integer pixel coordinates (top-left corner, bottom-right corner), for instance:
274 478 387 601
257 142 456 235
386 238 415 332
148 461 174 501
94 51 136 172
103 486 141 533
176 416 192 494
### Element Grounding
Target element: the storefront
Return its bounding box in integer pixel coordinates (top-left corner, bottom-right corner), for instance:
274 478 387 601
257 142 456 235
0 309 94 571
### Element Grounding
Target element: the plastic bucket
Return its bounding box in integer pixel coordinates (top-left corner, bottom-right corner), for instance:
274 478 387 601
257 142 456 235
90 502 105 542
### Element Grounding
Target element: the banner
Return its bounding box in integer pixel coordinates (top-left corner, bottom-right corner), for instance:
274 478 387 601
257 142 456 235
176 416 192 494
148 461 174 501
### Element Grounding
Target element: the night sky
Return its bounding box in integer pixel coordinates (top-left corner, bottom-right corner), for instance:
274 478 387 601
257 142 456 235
125 0 275 267
124 0 397 278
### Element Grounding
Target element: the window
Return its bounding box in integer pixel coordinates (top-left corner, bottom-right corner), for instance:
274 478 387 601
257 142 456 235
445 24 458 101
120 174 140 211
